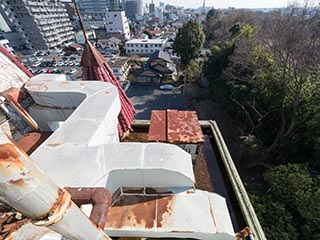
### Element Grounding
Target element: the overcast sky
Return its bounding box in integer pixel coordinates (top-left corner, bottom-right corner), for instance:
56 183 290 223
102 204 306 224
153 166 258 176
144 0 319 9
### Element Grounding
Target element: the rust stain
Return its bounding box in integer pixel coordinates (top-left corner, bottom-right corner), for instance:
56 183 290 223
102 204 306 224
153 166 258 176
80 83 85 85
9 178 25 186
0 143 24 170
61 82 70 85
47 143 61 147
106 195 156 229
156 195 174 228
105 91 110 94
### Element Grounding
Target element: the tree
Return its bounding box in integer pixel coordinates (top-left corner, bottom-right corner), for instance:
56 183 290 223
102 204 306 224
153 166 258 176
173 20 205 67
142 30 153 39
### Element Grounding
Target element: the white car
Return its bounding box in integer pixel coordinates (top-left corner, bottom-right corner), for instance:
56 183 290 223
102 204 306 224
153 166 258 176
32 61 41 67
160 84 173 90
68 68 77 74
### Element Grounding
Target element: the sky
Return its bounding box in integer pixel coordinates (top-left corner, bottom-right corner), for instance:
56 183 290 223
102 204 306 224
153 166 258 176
144 0 320 9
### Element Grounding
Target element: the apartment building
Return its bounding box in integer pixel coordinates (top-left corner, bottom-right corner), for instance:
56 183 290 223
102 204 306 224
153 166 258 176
78 0 122 20
0 0 74 50
125 38 166 55
106 11 130 40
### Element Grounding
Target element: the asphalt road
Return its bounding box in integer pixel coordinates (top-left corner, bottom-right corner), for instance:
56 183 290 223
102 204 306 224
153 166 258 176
127 83 186 120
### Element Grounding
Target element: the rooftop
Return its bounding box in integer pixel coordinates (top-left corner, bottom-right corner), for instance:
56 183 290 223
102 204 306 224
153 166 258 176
0 37 265 240
126 38 166 44
107 57 129 68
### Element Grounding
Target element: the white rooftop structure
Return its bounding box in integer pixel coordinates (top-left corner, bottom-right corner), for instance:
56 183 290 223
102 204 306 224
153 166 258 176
2 74 235 239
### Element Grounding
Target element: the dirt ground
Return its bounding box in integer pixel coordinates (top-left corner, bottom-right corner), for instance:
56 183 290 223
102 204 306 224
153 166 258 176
183 84 246 171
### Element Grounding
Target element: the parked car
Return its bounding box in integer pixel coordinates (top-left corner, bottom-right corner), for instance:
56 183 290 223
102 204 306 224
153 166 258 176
46 69 54 73
53 68 61 74
27 68 34 74
32 61 41 67
159 84 173 90
68 68 77 74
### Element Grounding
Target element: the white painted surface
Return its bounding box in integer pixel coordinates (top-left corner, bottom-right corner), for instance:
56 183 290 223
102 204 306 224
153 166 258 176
105 190 235 240
0 49 29 92
18 78 235 239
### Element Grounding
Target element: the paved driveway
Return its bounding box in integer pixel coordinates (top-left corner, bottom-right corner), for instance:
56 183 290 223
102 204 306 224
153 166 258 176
127 83 186 120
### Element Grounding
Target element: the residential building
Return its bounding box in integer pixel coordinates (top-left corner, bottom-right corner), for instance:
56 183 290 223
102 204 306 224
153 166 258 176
78 0 122 20
98 37 122 53
125 38 166 55
0 37 14 54
105 11 130 40
75 30 96 45
137 50 177 83
0 0 74 50
107 57 131 80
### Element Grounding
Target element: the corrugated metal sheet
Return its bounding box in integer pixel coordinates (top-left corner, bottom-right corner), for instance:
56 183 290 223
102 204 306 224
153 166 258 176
148 110 166 142
148 110 205 144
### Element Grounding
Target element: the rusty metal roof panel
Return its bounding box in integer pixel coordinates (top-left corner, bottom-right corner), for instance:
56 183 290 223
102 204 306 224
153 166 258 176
105 190 235 239
148 110 166 142
167 110 205 144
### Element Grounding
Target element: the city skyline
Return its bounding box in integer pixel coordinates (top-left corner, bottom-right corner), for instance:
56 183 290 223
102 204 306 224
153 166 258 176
144 0 320 9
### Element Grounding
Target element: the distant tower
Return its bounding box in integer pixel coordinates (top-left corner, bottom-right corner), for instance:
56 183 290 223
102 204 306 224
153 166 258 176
202 0 206 11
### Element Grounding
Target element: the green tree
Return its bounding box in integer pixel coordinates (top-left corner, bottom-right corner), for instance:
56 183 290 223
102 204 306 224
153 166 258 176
173 20 205 66
142 30 153 39
264 164 320 240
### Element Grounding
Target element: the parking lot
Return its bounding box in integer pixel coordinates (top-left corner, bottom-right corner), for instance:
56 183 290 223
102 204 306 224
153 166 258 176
23 50 82 80
127 83 186 120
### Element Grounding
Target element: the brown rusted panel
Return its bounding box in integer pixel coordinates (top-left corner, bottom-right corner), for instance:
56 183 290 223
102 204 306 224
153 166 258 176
156 196 174 228
1 88 27 103
90 203 110 229
167 110 205 144
106 195 157 229
148 110 167 142
65 187 112 229
16 132 52 155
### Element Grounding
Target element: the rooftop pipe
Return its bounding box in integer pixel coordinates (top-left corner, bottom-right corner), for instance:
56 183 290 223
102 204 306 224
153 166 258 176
0 131 110 240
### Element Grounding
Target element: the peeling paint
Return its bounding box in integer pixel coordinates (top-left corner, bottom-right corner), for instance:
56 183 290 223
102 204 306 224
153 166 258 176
9 178 25 186
0 143 24 177
106 195 175 230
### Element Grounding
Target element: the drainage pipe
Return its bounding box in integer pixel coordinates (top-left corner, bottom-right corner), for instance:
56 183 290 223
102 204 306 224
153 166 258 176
0 131 110 240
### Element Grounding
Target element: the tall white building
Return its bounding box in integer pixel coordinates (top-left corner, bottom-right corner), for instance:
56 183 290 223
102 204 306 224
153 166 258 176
0 0 74 50
106 11 130 40
78 0 122 20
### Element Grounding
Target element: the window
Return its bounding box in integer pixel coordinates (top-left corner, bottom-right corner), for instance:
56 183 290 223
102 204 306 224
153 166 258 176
145 44 148 48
